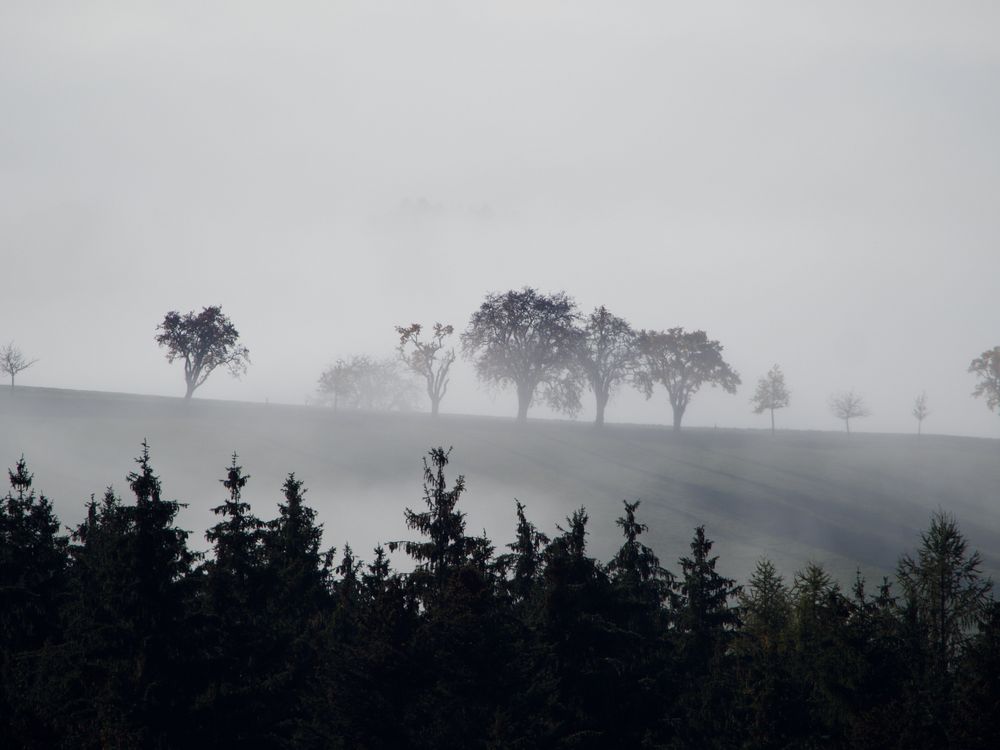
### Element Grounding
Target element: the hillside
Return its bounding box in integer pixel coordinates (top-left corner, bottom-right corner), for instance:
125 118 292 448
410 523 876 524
1 385 998 584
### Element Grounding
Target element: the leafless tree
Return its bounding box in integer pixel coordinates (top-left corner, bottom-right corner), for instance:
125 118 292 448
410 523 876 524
969 346 1000 414
913 392 929 436
396 323 456 417
634 327 740 431
0 342 38 388
829 390 870 435
751 364 790 435
576 306 637 427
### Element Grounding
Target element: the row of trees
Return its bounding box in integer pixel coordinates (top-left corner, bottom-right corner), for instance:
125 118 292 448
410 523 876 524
2 445 997 748
147 301 1000 430
311 289 1000 432
321 289 743 430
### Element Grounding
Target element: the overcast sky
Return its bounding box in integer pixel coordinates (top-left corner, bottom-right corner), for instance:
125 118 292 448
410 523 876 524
2 1 999 437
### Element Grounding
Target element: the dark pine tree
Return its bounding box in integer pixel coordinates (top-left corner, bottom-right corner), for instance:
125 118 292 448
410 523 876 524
671 525 742 748
0 457 69 746
396 448 513 750
57 443 198 748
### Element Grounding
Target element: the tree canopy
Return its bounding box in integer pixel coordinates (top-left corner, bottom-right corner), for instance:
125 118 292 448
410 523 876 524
969 346 1000 414
462 287 583 422
576 306 637 427
751 364 790 435
155 306 250 399
635 327 741 431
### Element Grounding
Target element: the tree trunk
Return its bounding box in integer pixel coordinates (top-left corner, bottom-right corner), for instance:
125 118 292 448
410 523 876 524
430 397 440 417
516 383 533 423
845 418 851 436
671 404 685 432
770 408 775 436
184 380 196 400
594 391 608 427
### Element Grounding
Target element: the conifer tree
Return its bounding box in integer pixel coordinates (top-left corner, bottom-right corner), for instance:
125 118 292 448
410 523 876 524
499 499 549 607
60 444 198 747
0 457 68 745
199 454 273 747
671 526 742 746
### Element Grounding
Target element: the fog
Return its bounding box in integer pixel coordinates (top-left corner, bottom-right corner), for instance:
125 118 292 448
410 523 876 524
2 1 999 437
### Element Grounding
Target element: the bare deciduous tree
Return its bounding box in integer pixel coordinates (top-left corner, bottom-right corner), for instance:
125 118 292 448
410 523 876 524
750 364 790 435
0 342 38 388
829 390 870 435
462 287 582 423
576 306 637 427
969 346 1000 414
913 392 929 436
396 323 456 417
634 327 740 432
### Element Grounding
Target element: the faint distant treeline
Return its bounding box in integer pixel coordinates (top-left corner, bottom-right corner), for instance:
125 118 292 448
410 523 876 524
2 445 997 749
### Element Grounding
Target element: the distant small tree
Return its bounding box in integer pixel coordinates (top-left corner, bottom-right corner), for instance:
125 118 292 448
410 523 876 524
317 355 418 412
396 323 456 417
576 306 637 427
913 392 929 436
462 287 583 422
635 327 741 431
0 342 38 388
751 364 790 435
829 390 870 435
969 346 1000 414
155 306 250 399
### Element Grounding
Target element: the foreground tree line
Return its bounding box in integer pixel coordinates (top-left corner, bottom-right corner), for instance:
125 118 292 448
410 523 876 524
2 445 998 749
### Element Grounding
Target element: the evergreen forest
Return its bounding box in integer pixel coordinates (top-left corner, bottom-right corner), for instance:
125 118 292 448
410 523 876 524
1 443 998 749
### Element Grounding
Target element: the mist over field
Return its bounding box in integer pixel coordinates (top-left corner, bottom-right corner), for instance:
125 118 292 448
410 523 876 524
5 4 1000 747
2 1 1000 438
3 386 999 590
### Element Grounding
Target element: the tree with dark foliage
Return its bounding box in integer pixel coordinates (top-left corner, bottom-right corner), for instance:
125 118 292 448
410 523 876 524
0 457 67 746
576 306 637 427
156 305 250 399
462 287 583 422
0 445 997 750
635 327 741 431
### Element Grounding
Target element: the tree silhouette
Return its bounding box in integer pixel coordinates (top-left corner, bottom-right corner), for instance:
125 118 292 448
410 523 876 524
0 342 38 388
576 306 637 427
156 306 250 399
829 391 870 435
462 287 582 422
897 511 993 676
396 323 456 417
969 346 1000 414
751 364 790 435
635 327 741 431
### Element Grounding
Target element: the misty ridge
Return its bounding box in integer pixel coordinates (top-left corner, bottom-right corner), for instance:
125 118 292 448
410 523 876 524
3 2 1000 748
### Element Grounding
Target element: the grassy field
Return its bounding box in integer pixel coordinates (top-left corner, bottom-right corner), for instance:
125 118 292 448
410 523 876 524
2 385 998 586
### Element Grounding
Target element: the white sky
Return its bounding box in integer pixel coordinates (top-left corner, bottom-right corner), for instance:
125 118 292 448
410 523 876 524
2 1 999 436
